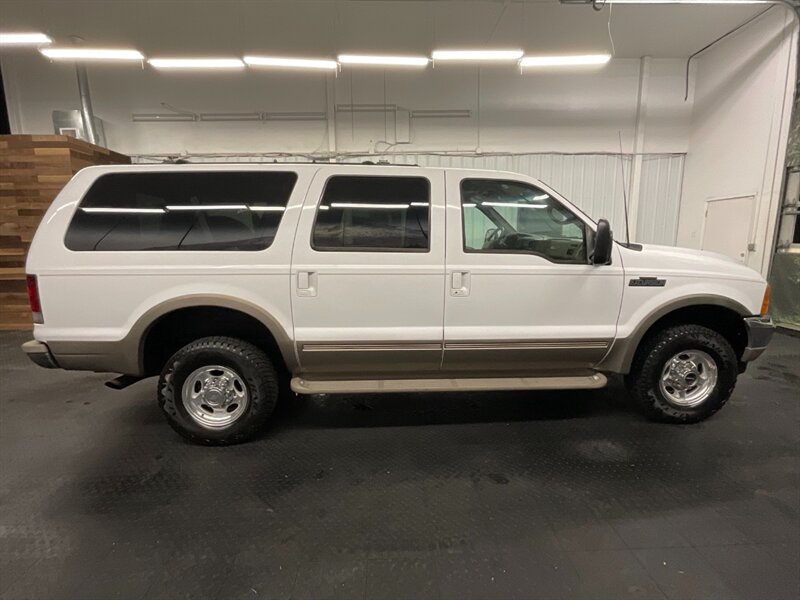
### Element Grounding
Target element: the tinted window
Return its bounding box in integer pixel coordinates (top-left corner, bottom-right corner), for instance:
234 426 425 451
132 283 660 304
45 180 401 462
65 171 297 251
312 176 430 251
461 179 586 264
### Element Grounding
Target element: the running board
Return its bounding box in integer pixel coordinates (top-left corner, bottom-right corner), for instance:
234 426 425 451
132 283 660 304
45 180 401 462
290 373 607 395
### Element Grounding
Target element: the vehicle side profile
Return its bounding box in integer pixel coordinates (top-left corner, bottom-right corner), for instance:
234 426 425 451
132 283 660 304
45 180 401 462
22 164 775 444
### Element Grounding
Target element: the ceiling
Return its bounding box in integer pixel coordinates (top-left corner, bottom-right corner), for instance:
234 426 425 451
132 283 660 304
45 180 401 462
0 0 775 60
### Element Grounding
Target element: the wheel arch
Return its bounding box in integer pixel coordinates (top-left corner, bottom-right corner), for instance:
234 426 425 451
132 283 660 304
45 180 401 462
133 295 297 377
598 295 751 375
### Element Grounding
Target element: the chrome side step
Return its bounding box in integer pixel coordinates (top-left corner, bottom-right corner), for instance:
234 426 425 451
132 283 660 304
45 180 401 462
290 373 607 395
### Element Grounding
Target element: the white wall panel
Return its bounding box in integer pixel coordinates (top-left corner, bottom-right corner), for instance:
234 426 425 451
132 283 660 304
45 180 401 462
637 155 685 246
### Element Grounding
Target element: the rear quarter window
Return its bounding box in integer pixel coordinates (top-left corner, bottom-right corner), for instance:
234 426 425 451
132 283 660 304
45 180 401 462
65 171 297 251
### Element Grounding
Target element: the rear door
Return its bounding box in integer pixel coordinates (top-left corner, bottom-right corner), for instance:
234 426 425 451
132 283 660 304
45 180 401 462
290 166 446 377
442 170 625 375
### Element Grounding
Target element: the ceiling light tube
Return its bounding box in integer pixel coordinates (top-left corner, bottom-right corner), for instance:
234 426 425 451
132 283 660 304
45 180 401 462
0 32 52 45
132 113 197 122
330 202 410 209
432 50 523 62
41 48 144 60
81 207 165 214
149 58 245 69
520 54 611 67
607 1 771 4
244 56 338 70
482 202 546 209
249 206 286 212
199 112 261 122
166 204 248 210
338 54 429 67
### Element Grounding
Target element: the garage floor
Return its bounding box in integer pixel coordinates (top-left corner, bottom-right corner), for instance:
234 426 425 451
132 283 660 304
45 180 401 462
0 331 798 600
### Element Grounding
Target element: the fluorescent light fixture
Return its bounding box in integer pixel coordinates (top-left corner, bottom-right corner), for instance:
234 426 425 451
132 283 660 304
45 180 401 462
148 58 245 69
533 194 550 201
166 204 248 210
248 206 286 212
463 203 477 208
81 207 164 214
41 48 144 61
338 54 429 67
199 112 261 122
0 32 52 45
132 113 197 122
410 202 430 207
244 56 337 70
482 201 546 209
263 111 327 121
520 54 611 68
330 202 410 209
608 1 771 4
432 50 523 62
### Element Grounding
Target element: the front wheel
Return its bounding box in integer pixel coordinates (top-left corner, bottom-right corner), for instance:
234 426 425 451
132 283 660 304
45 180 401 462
625 324 738 423
158 336 279 445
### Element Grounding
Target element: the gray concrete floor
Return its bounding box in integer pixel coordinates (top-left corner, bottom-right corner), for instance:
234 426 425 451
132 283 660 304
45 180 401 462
0 330 798 600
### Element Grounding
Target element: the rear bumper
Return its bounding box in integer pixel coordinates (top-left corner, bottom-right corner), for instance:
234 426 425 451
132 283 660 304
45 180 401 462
21 340 60 369
740 316 776 362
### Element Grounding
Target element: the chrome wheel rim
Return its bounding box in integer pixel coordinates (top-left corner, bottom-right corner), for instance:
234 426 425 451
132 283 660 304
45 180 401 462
181 365 249 429
659 350 718 407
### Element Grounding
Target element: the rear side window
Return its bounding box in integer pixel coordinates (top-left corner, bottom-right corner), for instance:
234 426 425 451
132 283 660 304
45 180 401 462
65 171 297 251
312 175 430 251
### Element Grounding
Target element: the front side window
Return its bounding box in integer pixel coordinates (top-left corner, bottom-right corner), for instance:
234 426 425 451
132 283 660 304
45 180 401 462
312 175 430 251
65 171 297 251
461 178 587 264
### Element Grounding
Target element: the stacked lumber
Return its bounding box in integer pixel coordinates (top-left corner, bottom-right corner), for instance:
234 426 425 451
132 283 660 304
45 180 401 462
0 135 130 330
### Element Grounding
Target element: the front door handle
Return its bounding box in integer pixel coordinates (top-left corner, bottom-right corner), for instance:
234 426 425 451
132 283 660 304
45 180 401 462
297 271 317 297
450 271 470 297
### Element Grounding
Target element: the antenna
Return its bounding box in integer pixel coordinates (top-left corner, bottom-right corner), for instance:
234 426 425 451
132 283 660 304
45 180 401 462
618 130 631 247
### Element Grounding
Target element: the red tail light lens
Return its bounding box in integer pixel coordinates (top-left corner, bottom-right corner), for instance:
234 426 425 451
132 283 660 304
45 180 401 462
26 275 43 324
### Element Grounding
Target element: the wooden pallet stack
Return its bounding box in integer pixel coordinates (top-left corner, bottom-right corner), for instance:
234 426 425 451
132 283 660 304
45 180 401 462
0 135 130 330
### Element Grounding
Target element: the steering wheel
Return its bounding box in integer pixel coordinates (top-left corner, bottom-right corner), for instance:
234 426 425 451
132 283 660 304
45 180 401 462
483 227 505 248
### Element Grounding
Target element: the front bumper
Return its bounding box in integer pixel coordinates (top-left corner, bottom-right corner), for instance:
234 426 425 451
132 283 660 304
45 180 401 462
21 340 59 369
740 315 776 362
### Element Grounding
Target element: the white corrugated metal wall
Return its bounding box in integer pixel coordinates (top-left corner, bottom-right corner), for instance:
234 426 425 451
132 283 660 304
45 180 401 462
134 152 684 245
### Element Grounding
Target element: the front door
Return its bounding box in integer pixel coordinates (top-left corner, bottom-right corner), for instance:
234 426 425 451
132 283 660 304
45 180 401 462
443 171 625 375
290 166 446 378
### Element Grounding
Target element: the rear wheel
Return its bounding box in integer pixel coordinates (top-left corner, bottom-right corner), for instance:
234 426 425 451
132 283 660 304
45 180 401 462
625 324 738 423
158 336 278 445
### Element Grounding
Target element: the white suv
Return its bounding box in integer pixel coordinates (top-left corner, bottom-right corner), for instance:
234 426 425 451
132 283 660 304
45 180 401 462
22 164 775 444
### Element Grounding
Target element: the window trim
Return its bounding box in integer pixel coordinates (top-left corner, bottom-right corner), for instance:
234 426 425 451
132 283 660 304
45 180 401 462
64 170 298 252
310 174 432 254
459 178 589 266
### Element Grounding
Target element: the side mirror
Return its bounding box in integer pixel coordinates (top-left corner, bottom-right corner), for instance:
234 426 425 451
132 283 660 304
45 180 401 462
591 219 613 265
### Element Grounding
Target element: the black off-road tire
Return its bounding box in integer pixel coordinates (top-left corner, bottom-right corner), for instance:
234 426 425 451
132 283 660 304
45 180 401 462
158 336 279 445
625 324 738 423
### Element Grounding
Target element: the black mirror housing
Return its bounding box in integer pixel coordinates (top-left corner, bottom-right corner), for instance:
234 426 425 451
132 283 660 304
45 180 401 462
591 219 613 265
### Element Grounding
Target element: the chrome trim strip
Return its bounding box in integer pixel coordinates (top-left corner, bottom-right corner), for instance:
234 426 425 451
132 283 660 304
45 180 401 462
301 343 442 352
301 340 610 352
444 341 609 351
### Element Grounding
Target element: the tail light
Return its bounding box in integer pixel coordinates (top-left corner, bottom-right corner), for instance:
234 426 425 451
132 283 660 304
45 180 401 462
760 284 771 316
26 275 43 324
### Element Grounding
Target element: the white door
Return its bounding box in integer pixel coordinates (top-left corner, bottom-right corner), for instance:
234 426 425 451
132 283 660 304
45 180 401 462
701 195 754 262
290 166 446 377
443 171 625 375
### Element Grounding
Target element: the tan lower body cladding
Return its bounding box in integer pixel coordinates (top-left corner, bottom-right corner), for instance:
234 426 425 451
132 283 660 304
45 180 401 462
297 339 611 378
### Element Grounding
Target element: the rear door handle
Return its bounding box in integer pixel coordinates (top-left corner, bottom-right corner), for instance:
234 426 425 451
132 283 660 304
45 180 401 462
450 271 470 297
297 271 317 297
